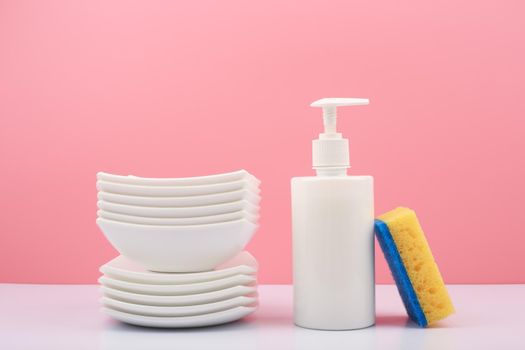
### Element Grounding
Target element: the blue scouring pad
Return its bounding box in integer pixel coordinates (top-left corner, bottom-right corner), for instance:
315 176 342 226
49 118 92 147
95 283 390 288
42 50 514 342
375 219 427 327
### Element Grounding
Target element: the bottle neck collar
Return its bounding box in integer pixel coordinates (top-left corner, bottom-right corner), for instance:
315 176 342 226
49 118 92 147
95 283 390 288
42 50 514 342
315 167 348 177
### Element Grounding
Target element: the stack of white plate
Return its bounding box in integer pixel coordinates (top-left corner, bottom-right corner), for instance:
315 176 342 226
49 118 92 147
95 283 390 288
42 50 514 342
95 170 260 328
98 252 258 328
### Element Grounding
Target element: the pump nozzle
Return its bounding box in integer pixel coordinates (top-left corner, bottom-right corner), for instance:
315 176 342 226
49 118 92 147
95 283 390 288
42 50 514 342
311 98 369 135
310 98 369 173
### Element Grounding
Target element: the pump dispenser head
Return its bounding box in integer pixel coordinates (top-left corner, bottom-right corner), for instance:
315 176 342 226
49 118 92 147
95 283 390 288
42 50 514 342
310 98 369 174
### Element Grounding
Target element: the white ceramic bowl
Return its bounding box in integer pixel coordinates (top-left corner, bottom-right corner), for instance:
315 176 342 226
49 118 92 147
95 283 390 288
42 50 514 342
97 189 260 207
98 274 256 295
97 169 259 187
97 210 258 225
101 295 257 317
97 179 259 197
96 218 258 272
99 252 258 284
97 200 259 218
102 305 257 328
101 284 257 306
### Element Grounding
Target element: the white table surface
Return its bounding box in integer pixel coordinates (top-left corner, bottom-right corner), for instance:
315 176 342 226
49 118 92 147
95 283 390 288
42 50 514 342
1 284 523 350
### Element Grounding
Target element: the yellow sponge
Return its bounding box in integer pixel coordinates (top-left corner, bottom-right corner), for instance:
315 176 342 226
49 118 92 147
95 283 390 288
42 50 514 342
376 207 454 326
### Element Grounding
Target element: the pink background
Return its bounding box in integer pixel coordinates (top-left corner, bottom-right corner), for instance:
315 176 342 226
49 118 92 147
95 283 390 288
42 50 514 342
1 1 524 284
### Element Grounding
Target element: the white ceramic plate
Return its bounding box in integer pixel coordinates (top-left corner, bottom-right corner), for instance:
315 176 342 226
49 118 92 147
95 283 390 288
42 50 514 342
100 252 258 285
101 285 257 306
102 305 257 328
98 200 259 218
97 209 259 226
97 189 260 207
101 295 257 317
97 179 259 197
97 218 258 272
97 170 260 187
99 274 256 296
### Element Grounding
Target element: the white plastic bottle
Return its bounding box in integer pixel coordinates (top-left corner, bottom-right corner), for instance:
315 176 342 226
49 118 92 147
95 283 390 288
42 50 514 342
292 98 375 330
